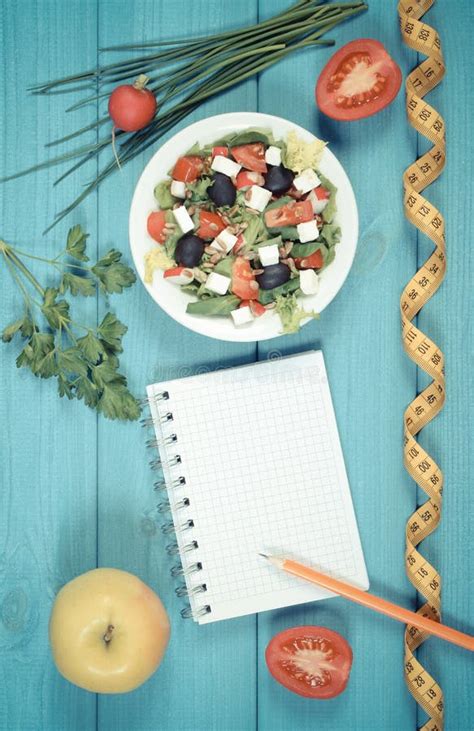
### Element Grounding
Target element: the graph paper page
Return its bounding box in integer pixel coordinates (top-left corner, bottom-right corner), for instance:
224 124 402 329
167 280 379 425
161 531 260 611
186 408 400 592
148 351 368 624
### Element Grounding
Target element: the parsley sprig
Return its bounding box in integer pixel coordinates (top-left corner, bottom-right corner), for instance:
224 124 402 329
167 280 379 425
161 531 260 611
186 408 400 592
1 225 141 421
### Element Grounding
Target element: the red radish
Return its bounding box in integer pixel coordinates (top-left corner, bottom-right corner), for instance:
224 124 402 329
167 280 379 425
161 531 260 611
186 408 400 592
108 74 157 167
109 74 157 132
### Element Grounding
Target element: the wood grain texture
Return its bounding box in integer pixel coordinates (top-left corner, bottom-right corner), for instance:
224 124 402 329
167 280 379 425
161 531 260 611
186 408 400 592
96 2 257 730
0 2 98 730
0 1 473 730
256 1 419 729
411 3 474 730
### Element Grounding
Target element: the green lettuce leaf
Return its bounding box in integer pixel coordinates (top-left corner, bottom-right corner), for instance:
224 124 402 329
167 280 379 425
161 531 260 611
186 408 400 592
275 293 319 334
154 180 176 209
186 295 241 316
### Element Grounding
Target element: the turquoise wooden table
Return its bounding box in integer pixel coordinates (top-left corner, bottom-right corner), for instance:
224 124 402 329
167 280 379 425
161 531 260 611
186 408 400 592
1 1 473 729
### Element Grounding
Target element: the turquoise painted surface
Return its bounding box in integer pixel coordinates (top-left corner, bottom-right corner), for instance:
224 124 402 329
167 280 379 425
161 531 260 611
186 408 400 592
0 2 472 730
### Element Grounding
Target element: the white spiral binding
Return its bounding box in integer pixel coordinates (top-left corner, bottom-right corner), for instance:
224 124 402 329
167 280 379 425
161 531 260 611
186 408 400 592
145 390 211 620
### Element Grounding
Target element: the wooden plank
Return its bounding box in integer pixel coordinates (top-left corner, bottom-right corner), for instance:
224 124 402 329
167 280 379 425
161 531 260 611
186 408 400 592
413 3 474 729
0 1 98 730
95 2 258 730
256 1 418 729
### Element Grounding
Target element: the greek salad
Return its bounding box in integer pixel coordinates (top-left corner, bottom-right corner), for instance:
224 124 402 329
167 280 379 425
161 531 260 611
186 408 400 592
144 128 340 333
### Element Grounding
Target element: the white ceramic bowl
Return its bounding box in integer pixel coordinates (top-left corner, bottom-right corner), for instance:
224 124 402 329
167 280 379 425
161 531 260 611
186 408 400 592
129 112 358 342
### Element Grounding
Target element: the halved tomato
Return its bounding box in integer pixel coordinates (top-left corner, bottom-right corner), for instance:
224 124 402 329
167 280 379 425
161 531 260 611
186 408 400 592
197 210 226 239
265 626 353 699
147 210 168 244
316 39 402 121
231 258 259 300
294 249 324 270
265 199 314 228
172 155 203 182
231 143 267 173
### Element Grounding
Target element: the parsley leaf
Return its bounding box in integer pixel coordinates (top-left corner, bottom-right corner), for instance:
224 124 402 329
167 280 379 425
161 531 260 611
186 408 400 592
57 374 75 400
2 318 25 342
60 272 96 297
56 347 88 377
28 332 57 378
75 375 100 408
41 288 70 329
2 226 140 421
97 312 127 353
2 314 35 342
97 383 141 421
92 249 136 294
77 332 105 363
66 224 89 262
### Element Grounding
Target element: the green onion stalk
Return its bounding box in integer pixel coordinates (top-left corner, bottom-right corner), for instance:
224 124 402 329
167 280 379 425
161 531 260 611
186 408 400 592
1 0 367 232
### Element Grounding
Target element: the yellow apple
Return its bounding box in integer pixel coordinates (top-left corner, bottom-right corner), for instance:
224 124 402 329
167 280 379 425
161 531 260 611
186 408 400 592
49 568 170 693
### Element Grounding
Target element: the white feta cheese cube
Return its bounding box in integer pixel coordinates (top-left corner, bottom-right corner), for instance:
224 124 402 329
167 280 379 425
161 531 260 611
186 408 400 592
172 205 194 234
231 306 254 327
246 185 273 212
308 187 330 215
205 271 231 295
297 219 320 243
209 227 238 253
300 268 320 295
258 243 280 267
293 168 321 194
211 155 241 178
265 145 282 166
170 180 187 199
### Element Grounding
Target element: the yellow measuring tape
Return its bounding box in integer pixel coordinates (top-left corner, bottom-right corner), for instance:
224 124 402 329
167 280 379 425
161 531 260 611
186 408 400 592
398 1 446 729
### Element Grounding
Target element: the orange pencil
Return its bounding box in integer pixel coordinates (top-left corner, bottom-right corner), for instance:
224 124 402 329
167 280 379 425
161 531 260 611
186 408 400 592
259 553 474 653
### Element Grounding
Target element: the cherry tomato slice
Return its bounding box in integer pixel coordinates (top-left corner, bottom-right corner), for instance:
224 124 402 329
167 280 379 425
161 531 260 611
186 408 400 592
316 39 402 121
231 143 267 173
212 146 229 158
265 626 353 699
172 155 203 182
197 210 226 239
294 249 324 270
231 258 259 300
147 210 168 244
265 199 314 228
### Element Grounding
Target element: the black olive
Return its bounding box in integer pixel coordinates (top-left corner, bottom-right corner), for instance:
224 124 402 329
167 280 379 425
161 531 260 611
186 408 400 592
175 233 205 267
256 263 291 290
264 164 294 195
208 172 236 207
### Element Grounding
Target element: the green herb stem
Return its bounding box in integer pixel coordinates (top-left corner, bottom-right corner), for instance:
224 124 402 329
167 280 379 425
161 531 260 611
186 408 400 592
6 249 45 297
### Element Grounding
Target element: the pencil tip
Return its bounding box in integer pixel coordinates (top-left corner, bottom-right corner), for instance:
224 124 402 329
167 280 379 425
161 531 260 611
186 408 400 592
258 552 269 559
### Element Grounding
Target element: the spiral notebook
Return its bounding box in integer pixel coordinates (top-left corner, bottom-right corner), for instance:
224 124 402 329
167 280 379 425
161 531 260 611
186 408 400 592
146 350 368 624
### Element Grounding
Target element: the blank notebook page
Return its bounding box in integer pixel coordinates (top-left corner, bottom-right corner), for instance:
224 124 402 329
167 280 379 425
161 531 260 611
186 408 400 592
148 350 368 624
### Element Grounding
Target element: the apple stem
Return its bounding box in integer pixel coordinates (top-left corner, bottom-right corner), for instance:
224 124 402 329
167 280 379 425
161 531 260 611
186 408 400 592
103 624 114 644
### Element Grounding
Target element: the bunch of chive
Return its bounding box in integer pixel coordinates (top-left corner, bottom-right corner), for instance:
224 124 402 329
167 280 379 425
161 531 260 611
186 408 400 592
1 0 367 232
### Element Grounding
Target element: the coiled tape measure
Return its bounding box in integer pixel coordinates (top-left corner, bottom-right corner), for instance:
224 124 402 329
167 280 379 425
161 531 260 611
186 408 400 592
397 1 446 729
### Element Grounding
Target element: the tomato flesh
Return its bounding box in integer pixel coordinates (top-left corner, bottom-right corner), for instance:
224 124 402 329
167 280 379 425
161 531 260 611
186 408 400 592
172 155 203 182
265 199 314 228
197 210 226 239
231 258 258 300
231 143 267 173
265 626 352 699
147 210 167 244
316 39 402 121
212 146 228 158
295 249 324 270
